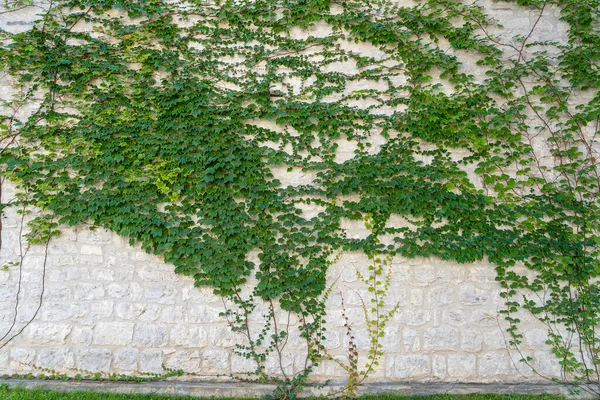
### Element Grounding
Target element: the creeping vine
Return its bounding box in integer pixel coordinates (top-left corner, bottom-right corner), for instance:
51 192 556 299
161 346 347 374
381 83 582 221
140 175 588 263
0 0 599 396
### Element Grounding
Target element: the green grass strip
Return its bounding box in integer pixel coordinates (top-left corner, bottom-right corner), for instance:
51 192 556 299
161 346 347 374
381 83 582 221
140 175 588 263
0 386 566 400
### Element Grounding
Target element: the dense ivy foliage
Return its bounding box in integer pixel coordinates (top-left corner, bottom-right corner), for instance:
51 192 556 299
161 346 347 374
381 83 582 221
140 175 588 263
0 0 599 396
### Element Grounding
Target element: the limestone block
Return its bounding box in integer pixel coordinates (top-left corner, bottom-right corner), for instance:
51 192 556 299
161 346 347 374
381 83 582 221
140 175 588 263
181 286 220 304
403 328 421 352
0 283 15 301
170 325 208 347
380 324 401 352
44 287 73 301
24 323 71 345
115 303 160 321
447 354 477 378
161 306 187 324
140 350 163 373
133 324 169 347
394 310 430 326
91 268 115 281
483 330 507 351
478 352 511 377
532 351 562 378
144 284 177 305
164 350 201 372
461 329 483 352
423 327 459 351
412 266 436 285
471 310 498 326
137 264 179 282
428 286 455 307
69 327 93 346
389 355 430 379
80 245 103 255
188 305 222 323
48 267 89 282
0 349 9 373
442 309 467 326
207 326 243 348
78 349 111 373
410 289 423 306
37 349 75 370
74 255 103 265
106 282 143 300
432 355 447 379
85 301 114 320
10 348 36 369
230 353 257 374
74 283 105 301
460 285 489 306
76 228 113 244
202 349 230 371
114 348 139 371
93 322 134 345
524 328 549 348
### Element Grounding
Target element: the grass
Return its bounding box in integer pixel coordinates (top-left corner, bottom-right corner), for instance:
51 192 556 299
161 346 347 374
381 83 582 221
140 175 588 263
0 386 567 400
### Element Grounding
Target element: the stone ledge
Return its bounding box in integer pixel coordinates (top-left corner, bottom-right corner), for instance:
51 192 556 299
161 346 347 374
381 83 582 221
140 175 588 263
0 379 585 398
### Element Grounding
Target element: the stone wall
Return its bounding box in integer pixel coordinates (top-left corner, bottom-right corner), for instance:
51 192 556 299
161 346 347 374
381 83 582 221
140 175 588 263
0 0 568 386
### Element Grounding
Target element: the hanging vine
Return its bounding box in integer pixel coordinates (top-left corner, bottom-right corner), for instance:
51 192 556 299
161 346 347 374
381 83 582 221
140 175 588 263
0 0 599 397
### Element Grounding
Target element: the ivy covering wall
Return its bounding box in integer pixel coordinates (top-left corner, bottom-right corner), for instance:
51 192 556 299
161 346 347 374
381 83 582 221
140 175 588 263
0 0 599 397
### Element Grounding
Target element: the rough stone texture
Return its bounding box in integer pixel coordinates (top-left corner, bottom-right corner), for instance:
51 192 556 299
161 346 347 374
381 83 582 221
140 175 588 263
0 0 571 386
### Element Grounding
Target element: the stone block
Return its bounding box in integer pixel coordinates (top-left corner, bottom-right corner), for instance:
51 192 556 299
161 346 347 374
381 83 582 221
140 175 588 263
91 268 115 281
390 355 430 379
394 310 430 326
429 286 455 307
74 284 104 302
423 326 459 351
461 329 483 352
133 324 169 347
203 349 230 371
188 305 221 323
170 325 208 347
144 284 177 305
78 349 111 373
0 350 9 373
115 303 160 321
161 306 187 324
0 283 15 301
114 348 138 371
93 322 134 345
80 244 103 255
207 326 240 348
483 330 507 350
403 328 421 352
24 323 71 345
106 282 143 300
460 285 489 306
37 349 75 370
140 350 163 373
230 353 257 373
10 348 36 368
69 327 93 346
447 354 477 378
524 328 549 348
432 355 447 379
165 350 201 372
478 352 511 377
442 309 467 326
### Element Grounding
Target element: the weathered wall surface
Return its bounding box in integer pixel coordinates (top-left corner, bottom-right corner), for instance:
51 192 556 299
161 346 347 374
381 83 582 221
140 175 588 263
0 0 567 385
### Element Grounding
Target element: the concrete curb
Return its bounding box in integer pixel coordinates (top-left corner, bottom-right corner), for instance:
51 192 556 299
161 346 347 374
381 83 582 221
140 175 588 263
0 378 583 398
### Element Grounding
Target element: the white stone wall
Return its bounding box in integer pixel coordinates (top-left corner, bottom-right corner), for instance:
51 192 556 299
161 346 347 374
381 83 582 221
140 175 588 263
0 0 568 385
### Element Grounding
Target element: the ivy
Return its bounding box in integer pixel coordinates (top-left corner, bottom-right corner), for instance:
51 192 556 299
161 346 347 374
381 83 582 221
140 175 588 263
0 0 599 397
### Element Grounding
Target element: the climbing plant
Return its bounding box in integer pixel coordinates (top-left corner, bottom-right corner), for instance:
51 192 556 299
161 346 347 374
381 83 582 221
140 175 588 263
0 0 599 397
